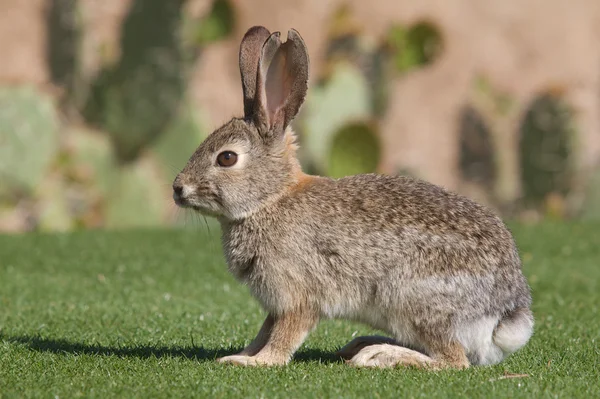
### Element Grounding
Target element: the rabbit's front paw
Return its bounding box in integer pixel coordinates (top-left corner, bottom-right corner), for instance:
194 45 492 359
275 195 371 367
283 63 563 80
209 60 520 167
217 354 287 367
217 355 259 366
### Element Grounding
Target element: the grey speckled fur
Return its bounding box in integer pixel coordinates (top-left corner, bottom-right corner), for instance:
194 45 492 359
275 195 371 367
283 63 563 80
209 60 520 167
173 26 533 369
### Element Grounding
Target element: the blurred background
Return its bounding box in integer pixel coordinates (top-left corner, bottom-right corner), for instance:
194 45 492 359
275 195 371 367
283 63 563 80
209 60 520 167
1 0 599 233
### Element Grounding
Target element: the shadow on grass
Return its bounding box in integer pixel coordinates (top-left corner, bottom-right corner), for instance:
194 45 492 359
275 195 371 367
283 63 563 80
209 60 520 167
3 334 341 364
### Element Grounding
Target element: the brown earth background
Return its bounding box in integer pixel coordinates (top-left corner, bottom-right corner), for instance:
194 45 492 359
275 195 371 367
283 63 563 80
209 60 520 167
1 0 600 232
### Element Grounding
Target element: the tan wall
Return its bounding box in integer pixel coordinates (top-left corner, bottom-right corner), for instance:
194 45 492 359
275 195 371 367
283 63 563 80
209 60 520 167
1 0 599 230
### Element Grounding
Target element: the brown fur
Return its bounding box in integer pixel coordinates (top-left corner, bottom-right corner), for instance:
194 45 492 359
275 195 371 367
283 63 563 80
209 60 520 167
235 315 274 357
219 310 319 366
173 26 534 369
290 172 317 193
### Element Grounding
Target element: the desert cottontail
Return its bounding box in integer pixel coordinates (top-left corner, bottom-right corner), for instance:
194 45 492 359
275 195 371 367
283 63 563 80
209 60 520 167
173 26 533 369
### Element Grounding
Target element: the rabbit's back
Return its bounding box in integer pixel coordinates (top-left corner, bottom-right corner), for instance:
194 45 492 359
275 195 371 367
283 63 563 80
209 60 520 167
300 173 510 247
284 173 519 276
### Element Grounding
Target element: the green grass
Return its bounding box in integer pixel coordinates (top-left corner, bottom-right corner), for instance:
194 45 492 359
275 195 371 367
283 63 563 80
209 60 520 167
1 222 598 398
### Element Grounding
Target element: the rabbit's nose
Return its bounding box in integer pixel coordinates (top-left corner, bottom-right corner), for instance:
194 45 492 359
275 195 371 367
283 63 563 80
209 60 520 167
173 183 184 198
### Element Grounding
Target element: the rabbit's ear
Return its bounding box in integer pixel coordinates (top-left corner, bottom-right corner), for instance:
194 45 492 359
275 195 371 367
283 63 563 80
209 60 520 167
239 26 272 118
254 29 309 139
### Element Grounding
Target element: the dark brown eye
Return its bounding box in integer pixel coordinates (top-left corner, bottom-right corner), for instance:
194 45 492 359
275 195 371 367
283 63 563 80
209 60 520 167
216 151 238 167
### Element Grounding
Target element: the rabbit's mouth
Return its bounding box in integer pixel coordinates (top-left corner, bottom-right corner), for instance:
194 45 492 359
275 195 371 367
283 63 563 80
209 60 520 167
172 182 203 209
173 188 223 217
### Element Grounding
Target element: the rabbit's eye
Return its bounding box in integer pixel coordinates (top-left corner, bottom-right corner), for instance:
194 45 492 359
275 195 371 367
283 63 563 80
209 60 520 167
217 151 238 167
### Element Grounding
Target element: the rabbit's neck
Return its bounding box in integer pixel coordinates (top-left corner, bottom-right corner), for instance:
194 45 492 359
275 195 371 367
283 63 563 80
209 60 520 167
219 216 266 282
217 172 310 272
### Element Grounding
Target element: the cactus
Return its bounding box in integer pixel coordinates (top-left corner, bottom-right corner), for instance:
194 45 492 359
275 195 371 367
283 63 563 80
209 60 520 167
150 103 207 227
152 102 207 179
82 0 187 163
0 86 60 195
519 93 574 208
459 106 496 188
327 122 381 178
46 0 84 111
301 62 371 175
36 174 74 232
55 126 115 228
64 126 115 196
105 154 168 228
187 0 235 46
386 22 443 74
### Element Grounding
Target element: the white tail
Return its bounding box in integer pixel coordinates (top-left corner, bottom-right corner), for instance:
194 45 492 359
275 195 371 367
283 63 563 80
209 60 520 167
493 308 534 355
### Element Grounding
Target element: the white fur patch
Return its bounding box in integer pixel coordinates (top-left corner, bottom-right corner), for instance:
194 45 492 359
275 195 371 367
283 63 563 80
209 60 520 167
320 300 420 349
348 344 434 368
454 317 504 365
182 184 195 198
493 312 534 355
454 312 533 365
321 300 357 319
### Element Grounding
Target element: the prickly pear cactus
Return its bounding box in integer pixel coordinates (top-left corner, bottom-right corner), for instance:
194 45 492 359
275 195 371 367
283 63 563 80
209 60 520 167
36 173 73 232
152 102 207 178
519 94 574 208
301 62 371 175
0 86 60 194
105 154 168 228
64 126 115 196
83 0 187 163
186 0 235 46
387 22 444 74
328 122 381 178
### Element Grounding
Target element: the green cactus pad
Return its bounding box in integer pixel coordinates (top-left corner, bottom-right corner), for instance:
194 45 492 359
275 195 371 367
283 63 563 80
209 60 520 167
105 155 168 228
0 86 60 194
152 103 207 179
82 0 187 163
387 22 443 73
36 174 74 232
189 0 235 45
64 126 115 196
519 94 574 207
302 62 371 174
328 122 381 178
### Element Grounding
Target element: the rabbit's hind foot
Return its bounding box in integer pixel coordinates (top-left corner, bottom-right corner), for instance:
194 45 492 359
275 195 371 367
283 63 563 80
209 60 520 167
347 341 470 370
336 335 399 360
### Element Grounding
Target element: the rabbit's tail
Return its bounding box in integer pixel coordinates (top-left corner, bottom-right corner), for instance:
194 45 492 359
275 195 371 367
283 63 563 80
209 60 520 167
492 307 534 356
456 307 534 365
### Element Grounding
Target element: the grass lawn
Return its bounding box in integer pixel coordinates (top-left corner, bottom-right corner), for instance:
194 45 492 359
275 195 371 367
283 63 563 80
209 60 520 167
0 222 599 398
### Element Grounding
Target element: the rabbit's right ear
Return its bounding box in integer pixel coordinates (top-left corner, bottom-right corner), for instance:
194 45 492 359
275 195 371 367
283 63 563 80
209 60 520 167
239 26 272 118
254 29 309 140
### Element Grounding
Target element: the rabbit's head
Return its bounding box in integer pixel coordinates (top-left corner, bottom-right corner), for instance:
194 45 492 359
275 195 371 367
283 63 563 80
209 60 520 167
173 26 309 220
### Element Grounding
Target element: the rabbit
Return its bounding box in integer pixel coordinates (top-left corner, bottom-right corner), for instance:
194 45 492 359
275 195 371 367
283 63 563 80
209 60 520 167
172 25 533 369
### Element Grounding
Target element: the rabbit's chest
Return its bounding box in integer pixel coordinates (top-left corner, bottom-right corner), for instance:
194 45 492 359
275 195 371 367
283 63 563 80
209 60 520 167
221 223 272 281
220 221 303 311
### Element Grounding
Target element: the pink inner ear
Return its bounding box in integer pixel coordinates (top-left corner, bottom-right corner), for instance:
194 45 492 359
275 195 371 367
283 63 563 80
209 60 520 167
265 43 293 128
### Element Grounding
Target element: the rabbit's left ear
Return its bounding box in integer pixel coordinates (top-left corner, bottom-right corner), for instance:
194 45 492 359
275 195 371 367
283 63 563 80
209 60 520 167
254 29 309 140
239 26 272 118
